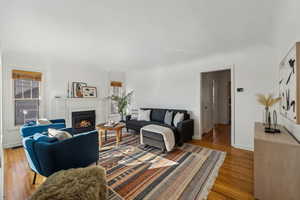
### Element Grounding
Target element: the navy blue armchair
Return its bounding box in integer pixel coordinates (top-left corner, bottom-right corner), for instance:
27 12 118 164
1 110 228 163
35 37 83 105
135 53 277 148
22 127 99 184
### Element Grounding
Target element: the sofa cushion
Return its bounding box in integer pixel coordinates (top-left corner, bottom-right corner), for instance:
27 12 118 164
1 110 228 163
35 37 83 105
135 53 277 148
33 133 58 143
173 112 184 127
127 120 176 132
48 128 72 141
151 109 166 123
138 109 151 121
172 111 188 120
126 120 153 129
164 111 173 126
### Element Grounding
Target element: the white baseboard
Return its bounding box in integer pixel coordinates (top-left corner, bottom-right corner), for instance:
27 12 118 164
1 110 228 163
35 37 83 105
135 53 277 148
3 142 22 149
233 144 253 151
192 135 201 140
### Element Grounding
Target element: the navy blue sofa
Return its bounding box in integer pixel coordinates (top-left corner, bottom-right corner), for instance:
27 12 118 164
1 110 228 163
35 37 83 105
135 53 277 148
20 120 99 184
20 119 66 137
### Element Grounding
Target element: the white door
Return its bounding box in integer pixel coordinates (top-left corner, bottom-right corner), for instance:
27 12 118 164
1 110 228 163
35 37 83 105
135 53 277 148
201 73 214 133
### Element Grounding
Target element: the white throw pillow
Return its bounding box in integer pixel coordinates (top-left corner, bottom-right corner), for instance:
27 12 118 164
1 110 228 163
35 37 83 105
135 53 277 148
173 112 184 127
37 119 52 125
48 128 72 141
138 110 151 121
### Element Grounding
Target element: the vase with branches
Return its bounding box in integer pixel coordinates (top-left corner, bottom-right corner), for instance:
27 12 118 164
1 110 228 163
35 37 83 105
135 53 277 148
110 91 133 122
256 94 281 126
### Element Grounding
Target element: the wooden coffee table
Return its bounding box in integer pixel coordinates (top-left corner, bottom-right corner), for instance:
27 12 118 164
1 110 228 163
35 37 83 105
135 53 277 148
96 123 125 148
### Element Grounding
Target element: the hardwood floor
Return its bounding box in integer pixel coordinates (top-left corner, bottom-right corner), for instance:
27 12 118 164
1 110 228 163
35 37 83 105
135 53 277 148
201 124 231 146
4 147 46 200
4 126 254 200
193 124 254 200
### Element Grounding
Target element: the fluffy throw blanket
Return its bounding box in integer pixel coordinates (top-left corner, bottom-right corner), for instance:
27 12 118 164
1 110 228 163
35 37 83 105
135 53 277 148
30 166 107 200
140 124 175 152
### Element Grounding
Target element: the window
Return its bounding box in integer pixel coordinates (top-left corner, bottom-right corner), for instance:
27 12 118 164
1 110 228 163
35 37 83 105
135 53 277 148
110 81 122 115
12 70 42 126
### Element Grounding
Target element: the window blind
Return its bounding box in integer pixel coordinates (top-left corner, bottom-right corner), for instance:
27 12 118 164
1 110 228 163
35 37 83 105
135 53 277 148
12 70 42 81
110 81 122 87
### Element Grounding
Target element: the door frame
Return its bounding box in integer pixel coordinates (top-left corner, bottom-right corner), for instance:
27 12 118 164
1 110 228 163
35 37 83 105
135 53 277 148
199 65 235 146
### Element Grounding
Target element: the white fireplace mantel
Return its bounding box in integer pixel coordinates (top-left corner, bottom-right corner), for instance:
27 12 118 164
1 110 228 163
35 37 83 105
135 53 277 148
51 97 106 127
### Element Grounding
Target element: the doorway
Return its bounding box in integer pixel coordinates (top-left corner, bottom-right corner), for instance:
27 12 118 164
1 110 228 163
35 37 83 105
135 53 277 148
201 69 232 146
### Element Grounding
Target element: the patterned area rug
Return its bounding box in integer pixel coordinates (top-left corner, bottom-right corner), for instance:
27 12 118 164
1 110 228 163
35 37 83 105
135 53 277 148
99 134 226 200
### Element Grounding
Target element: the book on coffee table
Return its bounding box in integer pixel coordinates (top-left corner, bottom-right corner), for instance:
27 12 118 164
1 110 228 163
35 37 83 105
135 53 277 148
103 122 118 128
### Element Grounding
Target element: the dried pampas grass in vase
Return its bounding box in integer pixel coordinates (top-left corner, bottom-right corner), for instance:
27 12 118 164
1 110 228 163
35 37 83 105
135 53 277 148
256 94 281 126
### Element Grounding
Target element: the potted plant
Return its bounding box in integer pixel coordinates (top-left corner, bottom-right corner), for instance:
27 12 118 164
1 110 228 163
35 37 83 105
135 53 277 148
256 94 281 126
110 91 133 122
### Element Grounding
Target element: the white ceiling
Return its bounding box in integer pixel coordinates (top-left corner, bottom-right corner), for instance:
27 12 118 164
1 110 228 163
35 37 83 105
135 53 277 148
0 0 277 70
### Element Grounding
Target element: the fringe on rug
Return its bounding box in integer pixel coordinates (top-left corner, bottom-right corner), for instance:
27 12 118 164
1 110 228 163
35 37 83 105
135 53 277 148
198 152 226 200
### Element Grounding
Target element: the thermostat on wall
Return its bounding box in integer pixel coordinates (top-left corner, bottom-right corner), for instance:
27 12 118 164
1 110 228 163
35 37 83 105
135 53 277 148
237 88 244 92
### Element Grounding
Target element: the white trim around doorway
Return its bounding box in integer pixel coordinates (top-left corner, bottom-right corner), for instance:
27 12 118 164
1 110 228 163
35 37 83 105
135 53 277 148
199 65 235 147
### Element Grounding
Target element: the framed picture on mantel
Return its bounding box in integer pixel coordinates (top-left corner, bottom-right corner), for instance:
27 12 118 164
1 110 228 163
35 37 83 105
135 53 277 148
82 86 97 98
72 82 87 98
279 42 300 124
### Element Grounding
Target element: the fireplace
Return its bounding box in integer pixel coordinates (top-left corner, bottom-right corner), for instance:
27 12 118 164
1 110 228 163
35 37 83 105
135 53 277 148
72 110 96 134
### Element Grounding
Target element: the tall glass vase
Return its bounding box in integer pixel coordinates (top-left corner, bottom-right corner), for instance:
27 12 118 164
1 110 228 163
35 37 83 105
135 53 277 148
264 107 269 126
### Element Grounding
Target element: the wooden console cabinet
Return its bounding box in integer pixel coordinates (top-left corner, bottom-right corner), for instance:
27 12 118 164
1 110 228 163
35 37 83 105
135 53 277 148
254 122 300 200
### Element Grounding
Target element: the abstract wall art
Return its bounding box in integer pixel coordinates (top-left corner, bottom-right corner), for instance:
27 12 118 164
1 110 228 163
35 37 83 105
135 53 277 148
279 42 300 124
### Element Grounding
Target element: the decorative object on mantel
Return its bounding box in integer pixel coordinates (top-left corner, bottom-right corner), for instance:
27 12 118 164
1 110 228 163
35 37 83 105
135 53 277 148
82 86 97 98
256 94 281 126
108 91 133 122
279 42 300 124
72 82 87 98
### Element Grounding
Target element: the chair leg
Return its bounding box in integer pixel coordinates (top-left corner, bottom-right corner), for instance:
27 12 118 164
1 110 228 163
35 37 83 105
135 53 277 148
32 172 37 185
96 160 98 165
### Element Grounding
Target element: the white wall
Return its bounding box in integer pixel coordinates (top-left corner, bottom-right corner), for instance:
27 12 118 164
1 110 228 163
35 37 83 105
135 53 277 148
126 45 276 150
272 0 300 141
1 52 125 148
0 48 4 199
46 64 109 122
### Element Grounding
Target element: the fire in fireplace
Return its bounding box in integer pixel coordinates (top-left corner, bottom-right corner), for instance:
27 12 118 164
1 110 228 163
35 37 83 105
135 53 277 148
72 110 95 134
76 120 92 129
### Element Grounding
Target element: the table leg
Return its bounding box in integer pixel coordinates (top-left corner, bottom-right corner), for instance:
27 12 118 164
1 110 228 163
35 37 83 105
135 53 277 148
120 128 123 141
116 130 120 147
99 130 103 148
105 130 107 141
